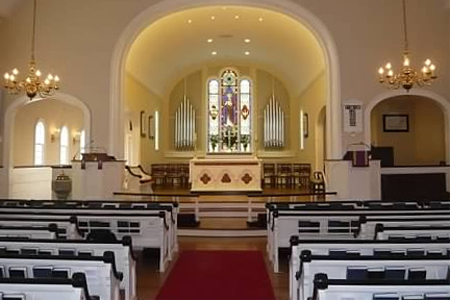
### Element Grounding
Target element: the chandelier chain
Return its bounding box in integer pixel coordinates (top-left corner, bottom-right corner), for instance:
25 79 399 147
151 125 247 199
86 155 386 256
31 0 37 61
402 0 408 51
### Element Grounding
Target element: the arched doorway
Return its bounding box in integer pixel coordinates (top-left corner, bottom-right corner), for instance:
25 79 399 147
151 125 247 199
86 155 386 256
2 93 91 196
364 90 450 165
109 0 341 161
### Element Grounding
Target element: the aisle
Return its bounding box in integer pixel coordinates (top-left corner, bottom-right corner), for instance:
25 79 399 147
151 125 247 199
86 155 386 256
156 250 276 300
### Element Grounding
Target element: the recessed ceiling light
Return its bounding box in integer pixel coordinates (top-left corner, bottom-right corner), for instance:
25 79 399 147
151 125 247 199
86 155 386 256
222 6 227 10
235 15 240 19
207 38 213 43
258 17 263 22
187 19 192 24
245 51 250 55
244 39 251 43
212 51 217 55
211 16 216 20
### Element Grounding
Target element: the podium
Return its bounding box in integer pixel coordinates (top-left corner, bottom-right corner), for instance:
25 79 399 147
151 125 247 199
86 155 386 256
343 143 371 167
72 152 125 200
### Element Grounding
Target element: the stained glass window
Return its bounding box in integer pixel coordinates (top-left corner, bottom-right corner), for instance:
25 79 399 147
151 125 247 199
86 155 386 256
34 121 45 165
207 69 252 153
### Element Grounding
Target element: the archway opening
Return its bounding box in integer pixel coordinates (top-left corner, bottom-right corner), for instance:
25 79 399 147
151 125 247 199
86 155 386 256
122 5 331 172
370 95 446 166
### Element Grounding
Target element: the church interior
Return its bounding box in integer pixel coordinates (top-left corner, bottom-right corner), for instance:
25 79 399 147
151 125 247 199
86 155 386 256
0 0 449 299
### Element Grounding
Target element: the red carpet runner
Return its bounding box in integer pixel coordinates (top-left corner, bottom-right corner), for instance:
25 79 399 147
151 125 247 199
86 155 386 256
155 250 276 300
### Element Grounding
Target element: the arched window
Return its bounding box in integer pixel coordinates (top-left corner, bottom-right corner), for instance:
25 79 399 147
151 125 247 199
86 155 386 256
80 130 86 154
34 121 45 165
60 126 69 164
207 69 252 153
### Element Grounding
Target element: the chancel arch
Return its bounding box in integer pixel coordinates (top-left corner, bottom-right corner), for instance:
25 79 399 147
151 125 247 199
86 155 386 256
111 0 341 162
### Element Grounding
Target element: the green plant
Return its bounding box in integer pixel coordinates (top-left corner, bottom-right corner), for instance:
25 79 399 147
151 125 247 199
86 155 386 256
241 135 250 148
210 135 219 149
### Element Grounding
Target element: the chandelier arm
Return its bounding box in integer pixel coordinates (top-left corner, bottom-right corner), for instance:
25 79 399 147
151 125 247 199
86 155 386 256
402 0 409 51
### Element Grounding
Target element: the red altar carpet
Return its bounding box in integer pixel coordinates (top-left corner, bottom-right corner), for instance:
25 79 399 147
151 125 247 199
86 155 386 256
155 250 276 300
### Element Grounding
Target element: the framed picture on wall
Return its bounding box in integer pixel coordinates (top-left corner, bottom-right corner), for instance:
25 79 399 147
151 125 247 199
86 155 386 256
383 114 409 132
140 110 146 137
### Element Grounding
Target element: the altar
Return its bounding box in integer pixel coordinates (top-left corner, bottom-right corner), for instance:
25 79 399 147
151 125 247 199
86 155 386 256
190 156 262 192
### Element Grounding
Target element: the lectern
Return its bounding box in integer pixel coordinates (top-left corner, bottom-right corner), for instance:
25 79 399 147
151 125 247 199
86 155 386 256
72 152 125 200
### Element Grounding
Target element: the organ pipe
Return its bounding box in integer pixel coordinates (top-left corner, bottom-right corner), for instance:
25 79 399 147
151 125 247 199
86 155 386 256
263 97 285 148
175 97 196 150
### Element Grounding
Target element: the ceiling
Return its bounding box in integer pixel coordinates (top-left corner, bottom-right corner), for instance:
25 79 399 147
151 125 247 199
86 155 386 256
126 6 325 98
0 0 23 21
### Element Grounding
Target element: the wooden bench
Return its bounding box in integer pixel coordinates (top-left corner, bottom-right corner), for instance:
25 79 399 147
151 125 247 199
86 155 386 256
0 251 122 300
0 272 95 300
0 216 82 239
357 217 450 239
312 273 450 300
375 225 450 241
0 199 179 260
0 236 136 300
268 207 450 272
0 224 63 239
289 237 450 300
297 251 450 300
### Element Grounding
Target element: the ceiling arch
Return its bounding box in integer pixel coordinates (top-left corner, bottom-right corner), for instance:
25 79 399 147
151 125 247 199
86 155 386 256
125 5 325 98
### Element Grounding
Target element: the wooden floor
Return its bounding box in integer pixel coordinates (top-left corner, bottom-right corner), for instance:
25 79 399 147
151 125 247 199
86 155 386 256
136 236 289 300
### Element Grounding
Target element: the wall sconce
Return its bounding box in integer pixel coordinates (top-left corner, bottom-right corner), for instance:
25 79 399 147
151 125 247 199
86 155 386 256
50 128 60 143
73 131 81 144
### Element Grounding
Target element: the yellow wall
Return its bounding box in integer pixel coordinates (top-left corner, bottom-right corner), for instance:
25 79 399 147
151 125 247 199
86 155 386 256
371 96 445 165
13 100 84 166
294 72 327 171
124 73 164 169
166 66 291 161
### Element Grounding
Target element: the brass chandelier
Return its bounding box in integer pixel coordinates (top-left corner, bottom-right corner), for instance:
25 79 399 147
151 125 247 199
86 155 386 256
3 0 60 100
377 0 436 92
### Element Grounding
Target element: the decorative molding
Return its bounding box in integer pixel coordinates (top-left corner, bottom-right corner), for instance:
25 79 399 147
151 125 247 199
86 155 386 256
164 151 195 158
257 150 295 158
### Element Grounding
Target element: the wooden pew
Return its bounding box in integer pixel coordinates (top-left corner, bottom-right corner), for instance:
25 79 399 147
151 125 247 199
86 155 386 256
0 224 63 239
0 236 136 300
357 217 450 239
0 199 178 263
0 272 95 300
289 237 450 300
311 273 450 300
269 208 450 272
375 225 450 241
0 251 122 300
297 250 450 300
0 216 83 239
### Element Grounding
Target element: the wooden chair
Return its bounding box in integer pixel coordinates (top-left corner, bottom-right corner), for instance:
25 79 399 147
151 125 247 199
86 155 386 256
166 164 182 186
262 163 277 188
292 163 311 189
151 164 166 186
276 163 293 188
310 171 325 193
179 164 190 187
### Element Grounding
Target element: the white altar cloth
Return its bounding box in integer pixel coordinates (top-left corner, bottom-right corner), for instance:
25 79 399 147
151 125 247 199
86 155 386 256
190 157 262 192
